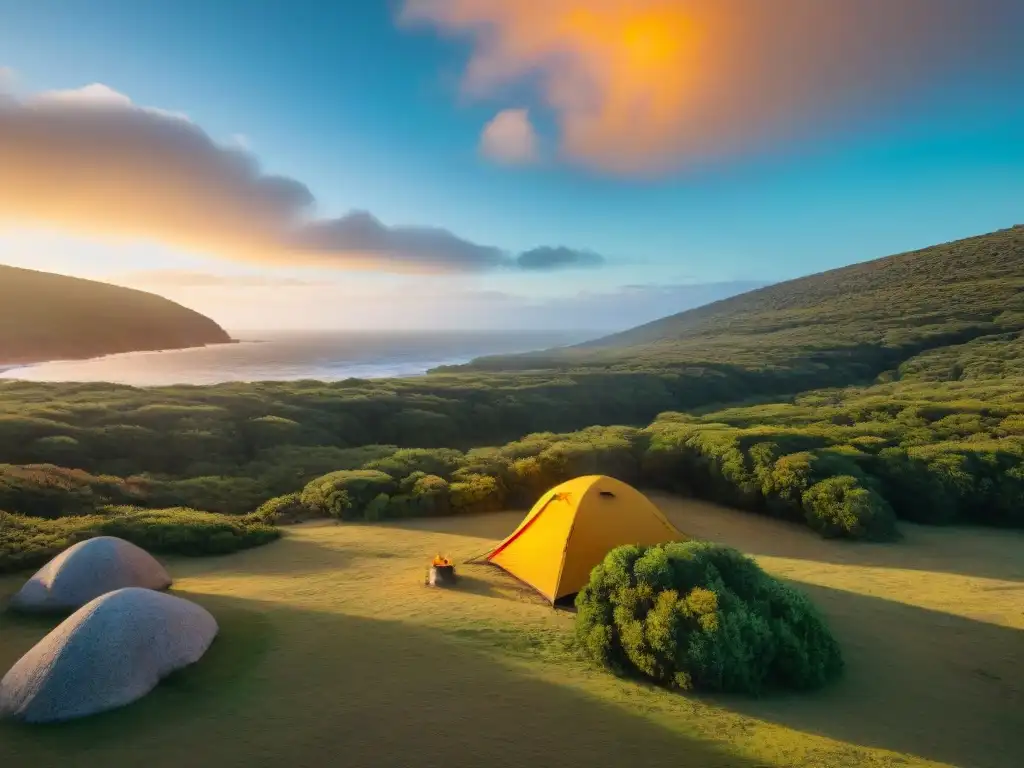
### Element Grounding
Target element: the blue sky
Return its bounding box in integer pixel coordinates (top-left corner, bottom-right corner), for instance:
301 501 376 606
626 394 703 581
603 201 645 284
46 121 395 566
0 0 1022 330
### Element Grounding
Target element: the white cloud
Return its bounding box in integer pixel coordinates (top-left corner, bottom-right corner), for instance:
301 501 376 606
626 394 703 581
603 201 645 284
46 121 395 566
0 81 602 273
480 108 538 165
31 83 191 121
35 83 133 107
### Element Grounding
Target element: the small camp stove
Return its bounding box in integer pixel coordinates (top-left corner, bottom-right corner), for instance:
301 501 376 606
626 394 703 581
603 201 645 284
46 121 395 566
426 555 457 587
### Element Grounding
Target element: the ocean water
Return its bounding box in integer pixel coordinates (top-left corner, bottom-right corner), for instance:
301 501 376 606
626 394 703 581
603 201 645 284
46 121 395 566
0 330 597 386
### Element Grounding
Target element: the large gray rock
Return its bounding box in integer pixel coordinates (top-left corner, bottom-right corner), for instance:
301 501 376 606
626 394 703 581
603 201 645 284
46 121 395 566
9 536 171 612
0 587 218 723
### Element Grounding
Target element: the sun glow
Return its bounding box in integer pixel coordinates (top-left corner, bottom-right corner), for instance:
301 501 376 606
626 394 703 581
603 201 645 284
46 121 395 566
402 0 992 175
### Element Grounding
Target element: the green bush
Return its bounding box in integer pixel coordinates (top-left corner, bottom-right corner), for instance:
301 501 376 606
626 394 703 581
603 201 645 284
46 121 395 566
146 475 269 515
0 507 278 574
246 444 400 495
449 473 505 514
801 476 897 540
250 492 310 524
761 450 814 521
364 448 465 480
404 473 451 516
3 369 1024 545
0 464 148 518
575 542 843 694
299 469 397 520
96 506 279 555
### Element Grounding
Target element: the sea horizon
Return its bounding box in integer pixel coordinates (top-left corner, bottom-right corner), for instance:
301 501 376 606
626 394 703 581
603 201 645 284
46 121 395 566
0 328 600 386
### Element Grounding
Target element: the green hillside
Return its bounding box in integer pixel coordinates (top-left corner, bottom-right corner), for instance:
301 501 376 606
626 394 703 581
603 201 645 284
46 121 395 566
0 265 232 365
2 227 1024 569
448 225 1024 390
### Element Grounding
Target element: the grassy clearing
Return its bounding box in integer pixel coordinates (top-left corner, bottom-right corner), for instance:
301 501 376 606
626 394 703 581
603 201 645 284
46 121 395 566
1 496 1021 768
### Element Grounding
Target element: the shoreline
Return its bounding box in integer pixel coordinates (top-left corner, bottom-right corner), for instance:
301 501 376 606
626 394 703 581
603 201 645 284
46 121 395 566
0 330 595 386
0 338 242 372
0 352 475 385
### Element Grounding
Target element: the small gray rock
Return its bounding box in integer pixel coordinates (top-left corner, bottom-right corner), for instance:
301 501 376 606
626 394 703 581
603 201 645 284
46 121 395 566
10 536 171 612
0 587 218 723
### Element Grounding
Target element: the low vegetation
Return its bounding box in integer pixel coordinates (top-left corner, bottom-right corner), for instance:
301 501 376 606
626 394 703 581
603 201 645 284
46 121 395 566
2 373 1022 570
0 507 278 574
1 228 1022 571
3 229 1022 487
575 542 844 694
0 372 696 478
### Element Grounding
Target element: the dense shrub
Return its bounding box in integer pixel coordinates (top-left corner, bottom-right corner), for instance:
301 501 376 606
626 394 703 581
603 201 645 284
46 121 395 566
146 475 269 515
0 507 278 574
575 542 843 694
246 444 400 496
355 473 454 521
449 473 506 514
407 473 451 513
299 470 397 519
870 448 960 525
364 447 465 480
2 374 1024 548
1 227 1022 541
639 424 899 540
801 476 897 540
96 506 279 555
0 464 148 518
250 492 309 524
758 449 812 521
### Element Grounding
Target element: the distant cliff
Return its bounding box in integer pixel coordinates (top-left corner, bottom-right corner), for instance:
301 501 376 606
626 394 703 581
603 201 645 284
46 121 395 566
0 265 232 365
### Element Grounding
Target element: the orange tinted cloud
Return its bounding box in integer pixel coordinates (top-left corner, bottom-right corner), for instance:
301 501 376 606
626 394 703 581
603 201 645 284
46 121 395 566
0 84 603 273
480 108 538 164
113 270 327 288
401 0 1018 175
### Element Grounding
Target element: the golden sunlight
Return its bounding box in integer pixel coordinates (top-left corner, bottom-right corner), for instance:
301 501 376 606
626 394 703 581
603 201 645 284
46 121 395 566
402 0 980 175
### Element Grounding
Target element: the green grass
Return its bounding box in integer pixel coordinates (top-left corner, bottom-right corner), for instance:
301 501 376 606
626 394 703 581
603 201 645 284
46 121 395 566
2 497 1020 768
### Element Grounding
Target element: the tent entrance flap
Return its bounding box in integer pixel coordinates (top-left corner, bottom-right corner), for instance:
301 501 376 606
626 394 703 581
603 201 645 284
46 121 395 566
486 493 558 561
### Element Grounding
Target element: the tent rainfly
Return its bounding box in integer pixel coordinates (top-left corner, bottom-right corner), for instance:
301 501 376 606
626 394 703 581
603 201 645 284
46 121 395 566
482 475 685 603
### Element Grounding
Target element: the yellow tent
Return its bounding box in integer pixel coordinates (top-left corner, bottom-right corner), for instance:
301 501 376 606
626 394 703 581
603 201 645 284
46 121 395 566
483 475 685 603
